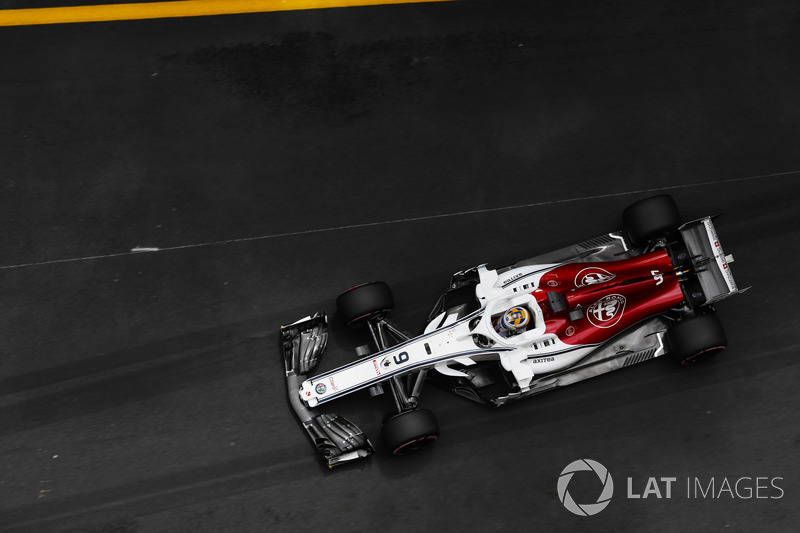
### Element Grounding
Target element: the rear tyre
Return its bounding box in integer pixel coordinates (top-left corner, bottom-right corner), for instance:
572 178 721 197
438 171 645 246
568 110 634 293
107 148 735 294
336 281 394 327
623 194 681 246
382 409 440 455
666 313 727 365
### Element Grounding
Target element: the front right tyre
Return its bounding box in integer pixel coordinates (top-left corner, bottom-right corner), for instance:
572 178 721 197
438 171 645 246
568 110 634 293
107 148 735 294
382 409 440 455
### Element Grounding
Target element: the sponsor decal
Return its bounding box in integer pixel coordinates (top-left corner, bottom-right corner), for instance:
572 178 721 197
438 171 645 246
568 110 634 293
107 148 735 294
547 279 560 287
315 383 327 395
587 294 626 328
558 459 614 516
505 272 525 284
575 267 616 288
565 325 576 337
531 356 556 364
328 377 338 391
372 359 381 376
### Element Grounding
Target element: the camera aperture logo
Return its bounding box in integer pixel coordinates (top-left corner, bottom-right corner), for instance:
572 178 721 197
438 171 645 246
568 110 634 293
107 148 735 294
557 459 614 516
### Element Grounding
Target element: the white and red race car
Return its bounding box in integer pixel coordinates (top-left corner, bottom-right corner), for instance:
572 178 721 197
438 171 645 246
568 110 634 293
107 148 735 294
280 195 742 468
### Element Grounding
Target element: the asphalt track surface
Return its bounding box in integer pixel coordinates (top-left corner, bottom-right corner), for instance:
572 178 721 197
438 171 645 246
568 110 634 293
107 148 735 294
1 1 799 531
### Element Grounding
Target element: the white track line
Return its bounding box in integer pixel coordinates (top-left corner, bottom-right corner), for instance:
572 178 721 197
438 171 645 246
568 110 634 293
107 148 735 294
1 170 797 271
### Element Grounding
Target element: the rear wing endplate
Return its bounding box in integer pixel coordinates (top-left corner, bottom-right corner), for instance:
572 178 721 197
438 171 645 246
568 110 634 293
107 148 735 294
679 216 742 305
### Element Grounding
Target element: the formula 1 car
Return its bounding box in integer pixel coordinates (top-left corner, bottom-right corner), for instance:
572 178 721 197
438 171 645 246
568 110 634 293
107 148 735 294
280 195 742 468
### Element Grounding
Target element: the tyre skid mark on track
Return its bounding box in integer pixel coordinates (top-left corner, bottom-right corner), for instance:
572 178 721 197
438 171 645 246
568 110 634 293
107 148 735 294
0 451 316 531
4 345 796 530
0 316 271 398
440 342 800 438
0 169 798 271
0 339 272 438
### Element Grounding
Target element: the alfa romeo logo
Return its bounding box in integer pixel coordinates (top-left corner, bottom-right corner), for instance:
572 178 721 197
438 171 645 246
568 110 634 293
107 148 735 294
557 459 614 516
575 267 616 288
586 294 626 328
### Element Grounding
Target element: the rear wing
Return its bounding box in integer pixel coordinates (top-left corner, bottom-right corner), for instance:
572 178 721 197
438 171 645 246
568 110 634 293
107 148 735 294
679 217 741 305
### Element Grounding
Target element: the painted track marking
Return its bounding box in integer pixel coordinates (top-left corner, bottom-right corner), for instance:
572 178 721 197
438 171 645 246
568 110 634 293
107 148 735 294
1 170 797 270
0 0 457 26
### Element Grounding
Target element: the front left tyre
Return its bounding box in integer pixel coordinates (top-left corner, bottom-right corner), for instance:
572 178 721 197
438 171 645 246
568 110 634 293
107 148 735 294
623 194 682 246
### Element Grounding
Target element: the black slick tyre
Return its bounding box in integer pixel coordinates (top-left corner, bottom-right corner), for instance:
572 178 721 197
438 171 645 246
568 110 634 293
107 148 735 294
666 313 727 365
336 281 394 327
382 409 440 455
623 194 681 246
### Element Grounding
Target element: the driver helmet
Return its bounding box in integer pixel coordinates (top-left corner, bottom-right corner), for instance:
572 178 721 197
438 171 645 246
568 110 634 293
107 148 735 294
501 306 531 330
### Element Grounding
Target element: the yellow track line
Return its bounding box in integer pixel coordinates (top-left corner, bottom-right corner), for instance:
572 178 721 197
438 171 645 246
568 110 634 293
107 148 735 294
0 0 456 26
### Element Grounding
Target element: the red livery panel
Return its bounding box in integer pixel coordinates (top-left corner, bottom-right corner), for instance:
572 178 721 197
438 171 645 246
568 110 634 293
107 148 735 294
536 251 684 345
